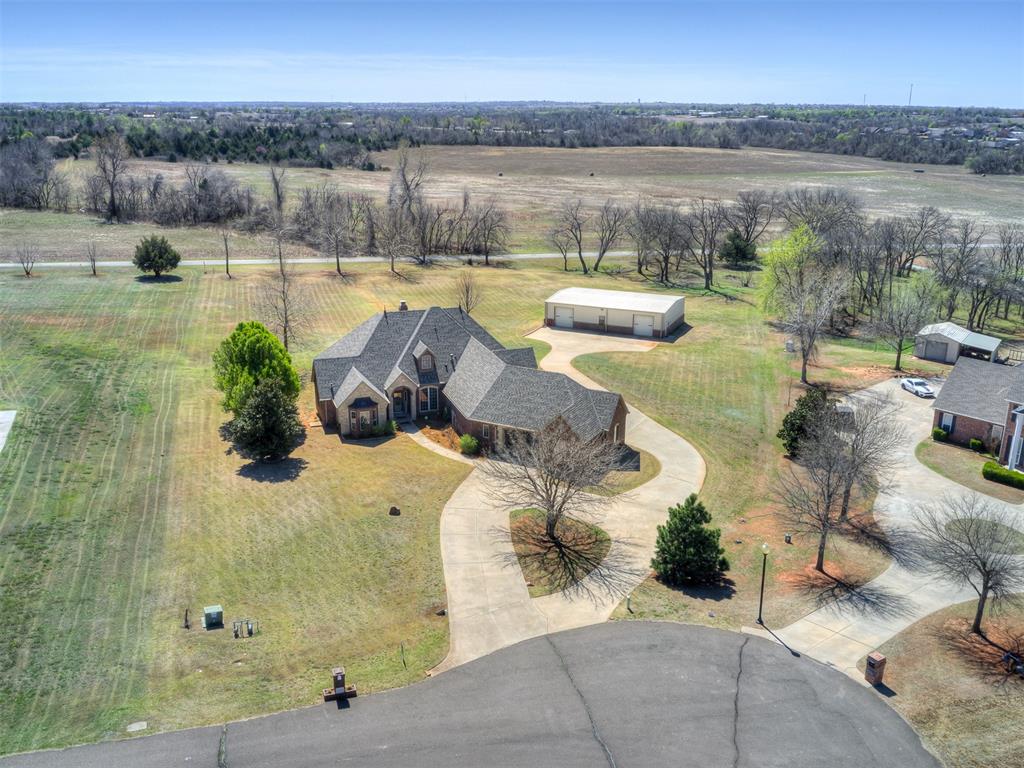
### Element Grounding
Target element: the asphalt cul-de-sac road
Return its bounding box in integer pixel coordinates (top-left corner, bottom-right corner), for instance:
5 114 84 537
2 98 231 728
2 621 938 768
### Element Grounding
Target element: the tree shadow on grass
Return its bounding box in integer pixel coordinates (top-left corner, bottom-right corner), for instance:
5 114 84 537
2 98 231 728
236 457 308 483
788 568 912 619
134 274 183 283
934 618 1024 688
494 516 645 604
661 576 737 603
840 517 926 571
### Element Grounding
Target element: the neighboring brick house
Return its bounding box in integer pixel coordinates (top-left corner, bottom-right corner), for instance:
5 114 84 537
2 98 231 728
312 304 627 446
931 357 1018 458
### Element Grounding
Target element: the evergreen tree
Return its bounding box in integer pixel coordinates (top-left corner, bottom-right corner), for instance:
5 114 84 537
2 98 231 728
213 321 300 415
651 494 729 586
133 235 180 277
227 377 304 460
719 228 757 265
776 387 830 457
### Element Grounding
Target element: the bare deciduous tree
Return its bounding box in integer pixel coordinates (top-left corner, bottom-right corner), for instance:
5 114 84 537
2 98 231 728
683 197 727 289
258 266 309 352
871 278 939 370
914 495 1024 634
453 271 483 314
480 423 621 543
269 166 287 220
14 244 39 277
834 391 904 519
86 242 98 277
221 230 231 278
592 200 626 272
94 133 131 222
376 204 417 275
728 190 779 245
553 198 589 273
781 187 863 240
549 226 572 272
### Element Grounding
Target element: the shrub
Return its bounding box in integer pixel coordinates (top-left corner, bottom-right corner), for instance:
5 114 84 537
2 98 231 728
369 420 396 438
651 494 729 586
777 387 829 456
133 234 180 277
982 461 1024 489
932 427 948 442
459 434 480 455
969 438 984 452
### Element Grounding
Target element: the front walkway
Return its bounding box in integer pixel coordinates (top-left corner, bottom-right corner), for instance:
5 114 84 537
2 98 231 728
772 378 1024 679
432 327 705 673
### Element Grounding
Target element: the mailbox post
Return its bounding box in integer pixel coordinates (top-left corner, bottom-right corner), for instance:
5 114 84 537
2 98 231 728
865 651 887 685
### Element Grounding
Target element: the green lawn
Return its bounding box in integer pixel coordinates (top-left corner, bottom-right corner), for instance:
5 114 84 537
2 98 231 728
0 257 714 753
582 279 935 630
916 439 1024 505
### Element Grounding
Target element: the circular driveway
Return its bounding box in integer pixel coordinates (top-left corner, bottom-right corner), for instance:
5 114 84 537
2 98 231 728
3 622 937 768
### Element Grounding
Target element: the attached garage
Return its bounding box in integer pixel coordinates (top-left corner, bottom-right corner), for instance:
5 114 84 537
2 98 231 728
914 322 1002 363
544 287 685 339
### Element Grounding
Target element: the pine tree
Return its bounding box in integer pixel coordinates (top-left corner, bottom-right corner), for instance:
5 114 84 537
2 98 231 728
651 494 729 586
227 377 304 460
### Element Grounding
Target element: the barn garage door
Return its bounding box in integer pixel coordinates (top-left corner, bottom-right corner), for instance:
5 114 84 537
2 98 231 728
633 314 655 337
555 306 574 328
924 340 948 361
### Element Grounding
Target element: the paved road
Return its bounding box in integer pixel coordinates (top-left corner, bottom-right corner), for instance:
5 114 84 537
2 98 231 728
0 251 631 270
432 327 705 672
774 378 1024 677
0 622 938 768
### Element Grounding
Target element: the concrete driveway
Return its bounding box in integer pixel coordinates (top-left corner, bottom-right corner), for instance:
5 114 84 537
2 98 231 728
0 622 938 768
774 377 1024 678
433 327 705 672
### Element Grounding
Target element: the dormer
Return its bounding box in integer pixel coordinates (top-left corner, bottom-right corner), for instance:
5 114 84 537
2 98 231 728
412 340 435 373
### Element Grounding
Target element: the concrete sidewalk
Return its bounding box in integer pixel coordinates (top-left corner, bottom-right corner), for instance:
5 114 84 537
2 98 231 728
432 326 705 672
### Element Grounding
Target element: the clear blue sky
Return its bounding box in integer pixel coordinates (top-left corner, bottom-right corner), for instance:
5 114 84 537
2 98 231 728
1 1 1021 106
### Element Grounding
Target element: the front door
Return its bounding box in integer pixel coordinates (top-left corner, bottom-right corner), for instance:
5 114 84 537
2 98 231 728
392 390 408 420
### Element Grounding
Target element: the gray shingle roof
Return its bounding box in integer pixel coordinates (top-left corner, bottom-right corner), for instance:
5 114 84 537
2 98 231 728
313 307 506 402
932 358 1021 425
445 339 622 441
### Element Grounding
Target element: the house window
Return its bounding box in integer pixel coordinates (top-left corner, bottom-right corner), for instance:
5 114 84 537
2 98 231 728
419 386 438 412
482 424 490 439
420 354 434 371
613 423 619 442
940 412 954 432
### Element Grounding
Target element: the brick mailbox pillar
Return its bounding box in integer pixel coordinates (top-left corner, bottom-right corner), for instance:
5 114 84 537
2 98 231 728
332 667 346 695
865 652 887 685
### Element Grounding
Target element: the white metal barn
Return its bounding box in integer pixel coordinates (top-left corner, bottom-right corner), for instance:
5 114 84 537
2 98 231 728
913 322 1001 363
544 287 685 338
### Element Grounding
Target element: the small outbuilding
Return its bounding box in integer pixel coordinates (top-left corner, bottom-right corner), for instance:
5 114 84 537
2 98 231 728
544 287 685 338
914 322 1001 363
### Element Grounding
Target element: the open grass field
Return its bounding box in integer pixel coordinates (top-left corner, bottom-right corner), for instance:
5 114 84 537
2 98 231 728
6 144 1018 262
0 251 1012 754
868 598 1024 768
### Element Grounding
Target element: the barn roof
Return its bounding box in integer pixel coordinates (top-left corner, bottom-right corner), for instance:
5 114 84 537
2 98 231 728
545 287 684 314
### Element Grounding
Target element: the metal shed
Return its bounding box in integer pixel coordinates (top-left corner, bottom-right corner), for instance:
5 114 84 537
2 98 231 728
914 322 1001 363
544 287 685 338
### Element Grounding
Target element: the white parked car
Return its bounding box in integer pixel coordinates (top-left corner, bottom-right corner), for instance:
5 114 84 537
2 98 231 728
901 378 935 398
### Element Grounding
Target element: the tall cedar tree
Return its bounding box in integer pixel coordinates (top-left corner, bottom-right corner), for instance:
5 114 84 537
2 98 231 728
133 235 180 277
213 321 300 415
651 494 729 586
228 377 304 460
719 228 757 265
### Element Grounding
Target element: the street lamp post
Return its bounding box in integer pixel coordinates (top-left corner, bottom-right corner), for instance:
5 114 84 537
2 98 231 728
756 542 770 626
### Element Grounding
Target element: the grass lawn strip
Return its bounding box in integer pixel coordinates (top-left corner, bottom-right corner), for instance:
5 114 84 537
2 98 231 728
916 439 1024 505
510 509 611 598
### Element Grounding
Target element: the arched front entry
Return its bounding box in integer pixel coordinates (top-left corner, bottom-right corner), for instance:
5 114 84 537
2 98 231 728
391 387 412 421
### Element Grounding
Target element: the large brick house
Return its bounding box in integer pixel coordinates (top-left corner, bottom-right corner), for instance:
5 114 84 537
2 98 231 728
931 357 1024 468
312 305 627 447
